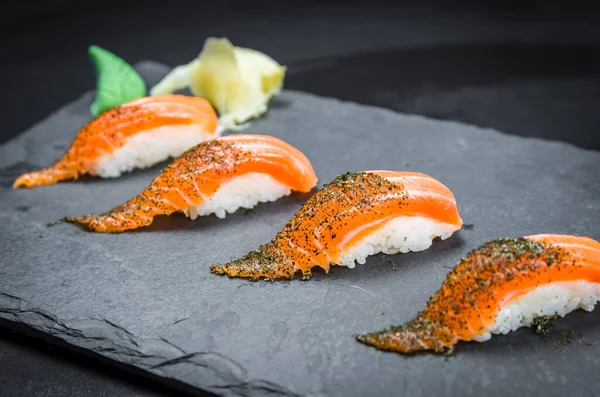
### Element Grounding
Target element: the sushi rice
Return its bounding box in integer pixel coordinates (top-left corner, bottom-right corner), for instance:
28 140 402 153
339 216 456 268
480 280 600 341
95 125 219 178
65 134 318 233
189 173 292 220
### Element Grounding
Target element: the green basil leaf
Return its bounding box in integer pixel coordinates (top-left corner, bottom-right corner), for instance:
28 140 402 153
89 45 146 117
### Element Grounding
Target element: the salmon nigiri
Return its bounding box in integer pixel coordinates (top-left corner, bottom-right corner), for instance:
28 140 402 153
356 234 600 354
65 135 317 233
211 170 463 280
13 94 219 188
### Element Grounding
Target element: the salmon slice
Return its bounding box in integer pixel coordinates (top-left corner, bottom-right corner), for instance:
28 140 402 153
356 234 600 354
64 135 317 233
211 170 463 280
13 94 218 188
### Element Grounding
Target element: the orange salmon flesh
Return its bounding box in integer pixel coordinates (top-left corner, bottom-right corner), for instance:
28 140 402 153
356 234 600 354
211 170 462 280
64 135 317 233
13 94 218 188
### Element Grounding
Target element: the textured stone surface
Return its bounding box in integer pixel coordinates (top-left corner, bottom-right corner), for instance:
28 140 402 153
0 62 599 397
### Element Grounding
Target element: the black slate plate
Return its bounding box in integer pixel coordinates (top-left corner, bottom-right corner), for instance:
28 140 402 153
0 62 599 397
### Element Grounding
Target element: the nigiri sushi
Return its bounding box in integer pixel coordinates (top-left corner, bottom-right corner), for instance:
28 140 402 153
211 170 463 280
13 94 219 188
65 135 317 233
356 234 600 354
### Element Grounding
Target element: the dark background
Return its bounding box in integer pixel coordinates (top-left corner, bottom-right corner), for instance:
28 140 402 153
1 1 599 396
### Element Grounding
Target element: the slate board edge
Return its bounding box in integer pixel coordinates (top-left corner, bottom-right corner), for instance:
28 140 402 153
0 318 216 397
0 291 300 397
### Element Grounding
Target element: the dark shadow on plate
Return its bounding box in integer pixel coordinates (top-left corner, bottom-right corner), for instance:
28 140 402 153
356 308 600 359
266 96 293 111
286 42 600 150
126 190 315 234
227 97 293 127
209 216 468 282
456 308 600 356
129 213 193 233
309 233 468 282
456 327 549 356
0 159 169 189
75 159 173 186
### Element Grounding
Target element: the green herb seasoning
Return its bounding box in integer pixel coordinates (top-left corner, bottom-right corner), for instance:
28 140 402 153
212 172 410 280
357 237 575 354
532 315 556 336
